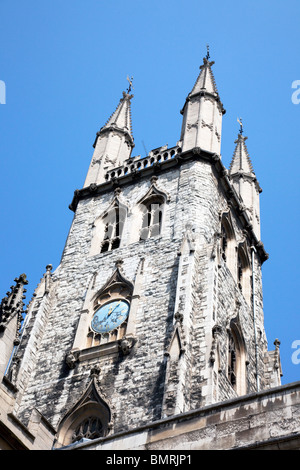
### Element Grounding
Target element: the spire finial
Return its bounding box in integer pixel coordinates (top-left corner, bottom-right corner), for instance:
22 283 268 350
206 44 210 60
126 75 134 93
237 117 243 134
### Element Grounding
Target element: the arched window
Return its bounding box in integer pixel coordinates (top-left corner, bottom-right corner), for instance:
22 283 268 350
220 212 236 276
128 179 168 244
90 197 127 257
55 379 111 448
227 321 247 396
100 205 126 253
221 223 228 261
140 196 164 240
228 330 237 387
237 243 251 304
237 252 243 285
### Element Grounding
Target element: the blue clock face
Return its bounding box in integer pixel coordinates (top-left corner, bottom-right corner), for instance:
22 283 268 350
91 300 130 334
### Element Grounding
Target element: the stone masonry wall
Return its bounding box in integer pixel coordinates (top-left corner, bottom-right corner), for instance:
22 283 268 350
12 156 269 440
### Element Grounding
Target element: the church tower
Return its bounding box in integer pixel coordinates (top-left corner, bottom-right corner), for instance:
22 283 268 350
1 55 290 451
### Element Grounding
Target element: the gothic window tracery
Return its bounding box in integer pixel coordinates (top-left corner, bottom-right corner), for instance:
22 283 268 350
133 178 169 243
227 321 247 396
220 212 236 276
55 379 111 448
228 331 237 387
140 197 163 240
237 244 251 304
221 224 228 261
72 416 104 443
89 194 128 257
100 205 126 253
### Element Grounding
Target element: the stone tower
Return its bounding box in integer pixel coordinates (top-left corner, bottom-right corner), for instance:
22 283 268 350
1 55 298 451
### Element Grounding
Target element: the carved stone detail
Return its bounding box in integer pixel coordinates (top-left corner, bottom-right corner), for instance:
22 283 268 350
201 119 213 131
118 336 136 356
65 350 80 369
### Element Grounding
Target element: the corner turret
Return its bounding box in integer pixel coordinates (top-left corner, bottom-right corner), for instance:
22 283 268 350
84 85 134 187
180 50 225 155
229 121 262 239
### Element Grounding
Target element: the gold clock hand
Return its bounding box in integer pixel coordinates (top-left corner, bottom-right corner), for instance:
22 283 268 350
108 301 121 317
107 306 113 317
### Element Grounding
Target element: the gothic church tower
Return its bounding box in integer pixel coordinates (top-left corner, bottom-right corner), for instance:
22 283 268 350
0 55 287 450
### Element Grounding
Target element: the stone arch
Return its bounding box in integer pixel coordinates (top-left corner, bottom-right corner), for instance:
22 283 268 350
227 317 247 396
129 178 169 243
237 241 251 304
220 211 236 277
55 378 111 448
90 192 128 256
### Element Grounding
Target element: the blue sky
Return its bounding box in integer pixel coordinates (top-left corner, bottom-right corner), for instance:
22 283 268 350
0 0 299 385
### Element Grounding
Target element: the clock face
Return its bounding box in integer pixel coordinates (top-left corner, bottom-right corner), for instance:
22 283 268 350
91 300 130 334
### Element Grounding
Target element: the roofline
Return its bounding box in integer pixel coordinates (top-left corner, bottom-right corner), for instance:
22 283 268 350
69 145 269 264
180 90 226 116
57 380 300 450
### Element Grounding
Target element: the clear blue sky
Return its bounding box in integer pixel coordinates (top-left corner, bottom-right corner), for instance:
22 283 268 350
0 0 299 385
